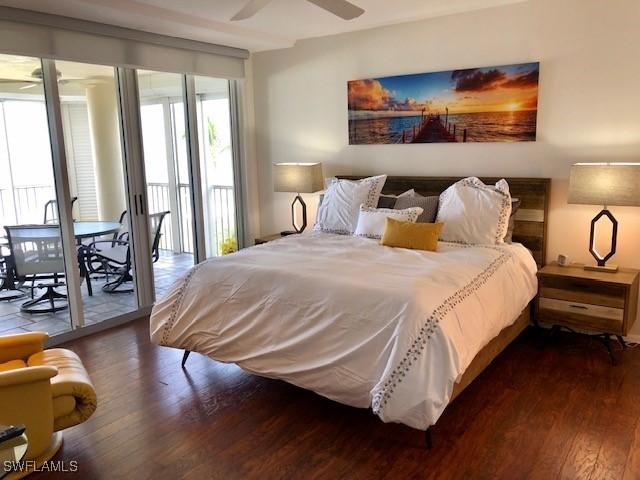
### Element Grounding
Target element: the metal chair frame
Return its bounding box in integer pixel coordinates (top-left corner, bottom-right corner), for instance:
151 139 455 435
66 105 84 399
84 211 170 294
3 225 68 313
43 197 78 224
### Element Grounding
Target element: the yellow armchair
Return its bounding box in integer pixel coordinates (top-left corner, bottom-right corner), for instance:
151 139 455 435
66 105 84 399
0 332 97 477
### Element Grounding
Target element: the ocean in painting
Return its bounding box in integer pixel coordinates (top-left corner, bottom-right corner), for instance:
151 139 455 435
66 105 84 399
348 110 537 144
347 62 540 144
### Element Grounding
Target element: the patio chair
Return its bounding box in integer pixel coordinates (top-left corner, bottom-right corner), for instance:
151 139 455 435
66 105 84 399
0 240 26 302
114 210 130 242
84 211 169 294
3 225 68 313
84 210 129 279
43 196 78 224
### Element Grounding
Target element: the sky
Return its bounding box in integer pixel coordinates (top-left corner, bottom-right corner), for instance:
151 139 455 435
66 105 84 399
348 62 539 116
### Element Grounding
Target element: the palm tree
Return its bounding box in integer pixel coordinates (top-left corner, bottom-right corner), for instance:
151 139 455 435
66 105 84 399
207 118 218 170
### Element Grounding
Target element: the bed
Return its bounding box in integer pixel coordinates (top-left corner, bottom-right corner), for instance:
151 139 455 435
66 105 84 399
150 176 550 440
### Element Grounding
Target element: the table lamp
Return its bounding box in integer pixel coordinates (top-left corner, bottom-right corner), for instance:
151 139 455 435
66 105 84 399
273 162 323 235
568 162 640 272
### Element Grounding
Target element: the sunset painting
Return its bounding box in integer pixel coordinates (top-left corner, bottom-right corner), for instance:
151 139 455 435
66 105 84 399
348 62 539 144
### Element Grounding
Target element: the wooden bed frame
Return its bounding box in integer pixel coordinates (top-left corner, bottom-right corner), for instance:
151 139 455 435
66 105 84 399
340 176 551 446
181 175 551 447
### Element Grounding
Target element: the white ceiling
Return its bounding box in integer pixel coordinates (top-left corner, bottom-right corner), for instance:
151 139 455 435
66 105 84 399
0 0 527 52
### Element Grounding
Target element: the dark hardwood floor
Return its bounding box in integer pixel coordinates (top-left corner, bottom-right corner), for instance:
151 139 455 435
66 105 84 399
37 318 640 479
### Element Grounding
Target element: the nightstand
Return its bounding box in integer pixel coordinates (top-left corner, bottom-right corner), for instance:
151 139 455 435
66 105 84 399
254 233 295 245
536 263 639 363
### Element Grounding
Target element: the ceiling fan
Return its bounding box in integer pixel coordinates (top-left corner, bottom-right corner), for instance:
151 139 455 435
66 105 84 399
231 0 365 21
0 67 80 90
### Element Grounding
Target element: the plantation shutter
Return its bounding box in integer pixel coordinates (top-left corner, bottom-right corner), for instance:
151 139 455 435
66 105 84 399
62 103 99 221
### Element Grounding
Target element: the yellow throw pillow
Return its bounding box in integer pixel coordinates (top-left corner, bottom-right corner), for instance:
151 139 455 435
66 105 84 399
380 217 443 251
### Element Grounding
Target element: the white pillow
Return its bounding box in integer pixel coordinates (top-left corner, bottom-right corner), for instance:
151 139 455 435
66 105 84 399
314 175 387 234
354 205 423 239
436 177 512 245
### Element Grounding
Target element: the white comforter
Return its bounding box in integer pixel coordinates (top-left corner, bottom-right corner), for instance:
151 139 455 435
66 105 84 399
150 232 537 430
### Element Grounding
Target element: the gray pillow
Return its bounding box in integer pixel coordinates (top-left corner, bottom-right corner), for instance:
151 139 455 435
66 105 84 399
504 198 521 243
394 195 439 223
377 196 397 209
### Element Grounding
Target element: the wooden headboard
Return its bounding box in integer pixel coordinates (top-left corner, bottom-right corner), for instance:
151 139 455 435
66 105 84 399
339 176 551 268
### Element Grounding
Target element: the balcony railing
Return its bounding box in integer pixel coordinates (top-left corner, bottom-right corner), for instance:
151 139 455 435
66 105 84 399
0 185 55 227
2 183 235 257
146 182 235 256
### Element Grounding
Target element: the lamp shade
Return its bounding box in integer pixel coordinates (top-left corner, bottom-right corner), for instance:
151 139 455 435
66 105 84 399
273 163 323 193
568 163 640 207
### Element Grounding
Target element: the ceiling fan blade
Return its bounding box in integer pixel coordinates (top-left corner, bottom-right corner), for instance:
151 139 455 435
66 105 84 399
306 0 364 20
0 79 32 84
231 0 273 21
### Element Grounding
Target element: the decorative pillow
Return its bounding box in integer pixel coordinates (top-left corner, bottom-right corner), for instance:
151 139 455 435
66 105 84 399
504 198 521 243
380 218 443 252
354 205 423 239
314 175 387 234
377 189 416 209
436 177 512 245
377 196 397 209
394 195 439 223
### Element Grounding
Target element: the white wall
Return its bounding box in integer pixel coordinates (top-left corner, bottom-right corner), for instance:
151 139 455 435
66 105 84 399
250 0 640 335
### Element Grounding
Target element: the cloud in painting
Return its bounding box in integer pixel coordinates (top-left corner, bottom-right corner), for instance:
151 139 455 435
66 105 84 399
392 97 430 112
348 80 431 112
348 79 393 110
501 69 539 89
451 68 506 92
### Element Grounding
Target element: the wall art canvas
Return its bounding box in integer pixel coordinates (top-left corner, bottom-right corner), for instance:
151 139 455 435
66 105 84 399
348 62 539 144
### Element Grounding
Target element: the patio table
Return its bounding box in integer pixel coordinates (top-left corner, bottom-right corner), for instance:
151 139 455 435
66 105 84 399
73 221 122 241
0 221 123 300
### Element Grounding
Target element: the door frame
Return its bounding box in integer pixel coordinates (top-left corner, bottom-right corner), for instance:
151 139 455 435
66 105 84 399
228 79 246 250
116 67 155 307
41 58 85 328
184 75 207 264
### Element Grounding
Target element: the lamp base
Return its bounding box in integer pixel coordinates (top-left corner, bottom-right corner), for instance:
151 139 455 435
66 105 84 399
584 264 619 273
587 208 619 274
289 194 307 234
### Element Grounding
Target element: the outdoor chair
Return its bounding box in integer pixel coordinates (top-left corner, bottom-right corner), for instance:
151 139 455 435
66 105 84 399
43 196 78 224
84 211 169 294
0 240 26 302
81 210 130 285
3 225 68 313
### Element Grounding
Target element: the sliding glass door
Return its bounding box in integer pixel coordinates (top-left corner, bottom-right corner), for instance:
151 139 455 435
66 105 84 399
0 51 244 338
194 77 239 258
137 70 194 299
0 55 148 336
0 55 78 335
54 60 139 325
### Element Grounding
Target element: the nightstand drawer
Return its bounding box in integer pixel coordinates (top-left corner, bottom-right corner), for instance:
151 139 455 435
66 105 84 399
538 298 624 333
539 276 625 308
539 297 624 321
